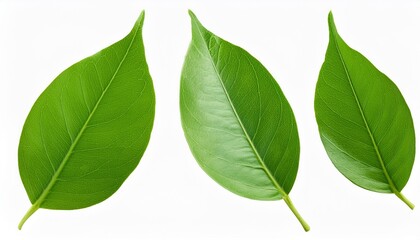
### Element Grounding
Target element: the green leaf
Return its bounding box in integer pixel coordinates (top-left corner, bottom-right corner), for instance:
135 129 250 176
180 11 309 231
18 11 155 229
315 12 415 209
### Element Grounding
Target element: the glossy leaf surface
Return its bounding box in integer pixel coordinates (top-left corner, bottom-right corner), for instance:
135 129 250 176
180 11 309 231
18 11 155 229
315 12 415 208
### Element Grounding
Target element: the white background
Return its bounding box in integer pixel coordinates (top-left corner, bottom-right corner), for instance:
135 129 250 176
1 0 420 239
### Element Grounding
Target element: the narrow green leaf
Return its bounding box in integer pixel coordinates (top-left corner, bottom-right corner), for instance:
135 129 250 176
180 11 309 231
18 11 155 229
315 12 415 209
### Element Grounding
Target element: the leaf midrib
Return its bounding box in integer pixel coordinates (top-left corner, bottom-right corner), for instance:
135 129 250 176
32 24 141 209
192 21 288 198
330 31 400 194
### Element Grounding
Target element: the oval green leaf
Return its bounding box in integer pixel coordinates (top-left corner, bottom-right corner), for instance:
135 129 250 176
180 11 309 231
18 11 155 229
315 12 415 209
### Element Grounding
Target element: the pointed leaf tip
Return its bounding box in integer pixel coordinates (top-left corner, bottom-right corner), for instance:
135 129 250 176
188 10 197 20
188 10 207 35
188 10 205 28
327 11 335 29
327 11 339 39
137 10 145 27
128 10 145 36
328 11 334 19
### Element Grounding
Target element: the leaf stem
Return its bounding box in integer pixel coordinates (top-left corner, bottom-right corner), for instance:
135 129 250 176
283 195 310 232
394 191 415 210
18 203 40 230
